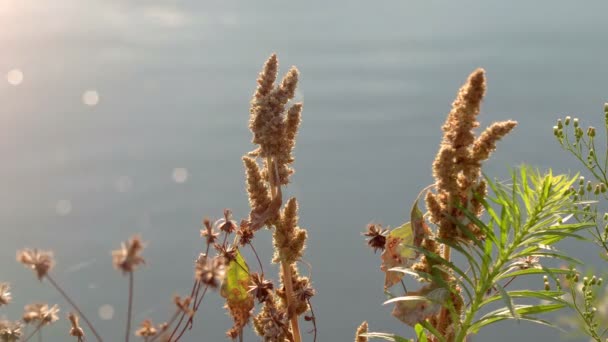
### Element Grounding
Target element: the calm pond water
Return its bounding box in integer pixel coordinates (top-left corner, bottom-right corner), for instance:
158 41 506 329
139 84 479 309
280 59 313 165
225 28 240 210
1 1 608 341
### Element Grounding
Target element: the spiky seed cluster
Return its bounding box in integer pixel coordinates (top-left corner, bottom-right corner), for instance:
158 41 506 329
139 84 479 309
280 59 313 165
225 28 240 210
363 224 388 253
244 156 273 221
253 296 292 341
355 321 368 342
16 249 55 281
426 69 517 242
276 264 314 316
112 235 145 274
273 198 307 264
249 53 303 185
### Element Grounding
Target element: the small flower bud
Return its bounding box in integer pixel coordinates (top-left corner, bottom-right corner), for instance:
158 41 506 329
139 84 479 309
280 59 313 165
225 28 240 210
588 127 596 138
591 276 597 285
574 118 579 127
557 119 563 129
598 278 603 286
565 116 571 125
587 181 593 192
579 176 586 185
583 276 589 285
544 282 551 291
604 103 608 114
553 126 560 136
595 185 601 195
601 183 607 193
574 274 579 283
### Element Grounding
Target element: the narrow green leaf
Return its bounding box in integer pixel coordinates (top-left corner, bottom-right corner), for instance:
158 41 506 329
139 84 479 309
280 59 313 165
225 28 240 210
495 283 518 319
361 332 412 342
414 324 427 342
419 320 446 342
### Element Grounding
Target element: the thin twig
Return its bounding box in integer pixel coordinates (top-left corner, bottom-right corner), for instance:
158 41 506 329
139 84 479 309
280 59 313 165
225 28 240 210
46 274 103 342
249 243 265 276
306 298 318 342
22 321 44 342
125 272 134 342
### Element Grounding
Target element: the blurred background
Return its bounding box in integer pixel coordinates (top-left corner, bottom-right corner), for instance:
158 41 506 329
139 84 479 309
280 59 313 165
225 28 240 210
1 0 607 340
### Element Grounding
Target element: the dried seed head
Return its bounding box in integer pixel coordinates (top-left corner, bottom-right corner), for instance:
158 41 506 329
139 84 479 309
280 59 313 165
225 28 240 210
17 249 55 281
215 209 238 234
195 255 226 289
200 218 220 245
135 319 157 337
0 283 11 307
248 273 274 303
236 220 255 246
0 320 22 341
22 303 60 325
355 321 369 342
174 295 194 318
68 313 85 338
112 235 145 274
363 224 388 253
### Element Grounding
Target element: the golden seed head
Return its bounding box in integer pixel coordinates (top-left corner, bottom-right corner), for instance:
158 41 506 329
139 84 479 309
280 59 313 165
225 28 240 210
17 249 55 281
112 235 146 274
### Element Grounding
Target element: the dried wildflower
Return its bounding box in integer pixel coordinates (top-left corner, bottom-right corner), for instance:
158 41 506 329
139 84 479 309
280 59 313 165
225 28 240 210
0 320 22 342
195 255 226 289
237 220 255 246
112 235 145 274
294 278 315 302
200 218 219 245
134 319 157 337
68 313 85 340
215 209 238 234
355 321 368 342
16 249 54 280
174 295 194 318
0 283 11 306
225 297 254 341
363 224 388 253
215 244 237 262
22 303 60 325
248 273 274 303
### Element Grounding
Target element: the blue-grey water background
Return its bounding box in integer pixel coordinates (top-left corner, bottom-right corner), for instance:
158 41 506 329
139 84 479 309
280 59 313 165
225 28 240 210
1 0 607 341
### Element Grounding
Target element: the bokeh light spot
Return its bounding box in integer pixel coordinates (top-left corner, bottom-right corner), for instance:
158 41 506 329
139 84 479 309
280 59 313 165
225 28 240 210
82 90 100 106
172 168 189 184
98 304 114 320
55 200 72 216
7 69 23 86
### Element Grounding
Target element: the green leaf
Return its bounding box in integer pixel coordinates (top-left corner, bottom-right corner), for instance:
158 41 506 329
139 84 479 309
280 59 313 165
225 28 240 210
361 332 412 342
495 283 518 319
419 320 446 342
496 267 571 281
220 249 251 304
414 324 427 342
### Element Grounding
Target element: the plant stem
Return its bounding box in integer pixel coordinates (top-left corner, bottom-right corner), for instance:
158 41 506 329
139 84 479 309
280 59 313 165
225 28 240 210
282 260 302 342
126 272 134 342
22 322 44 342
46 274 103 342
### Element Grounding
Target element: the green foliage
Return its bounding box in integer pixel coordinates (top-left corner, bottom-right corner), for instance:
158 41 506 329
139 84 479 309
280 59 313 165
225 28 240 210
220 249 251 304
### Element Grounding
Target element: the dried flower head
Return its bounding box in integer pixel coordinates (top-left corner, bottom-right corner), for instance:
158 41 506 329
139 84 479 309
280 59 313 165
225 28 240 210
68 313 85 340
236 220 255 246
215 209 238 234
195 255 226 289
355 321 369 342
22 303 60 325
248 273 274 303
0 283 11 307
16 249 54 280
200 218 219 245
215 244 237 263
112 235 145 274
363 223 388 253
509 255 541 271
174 295 194 318
0 320 22 342
135 319 157 337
